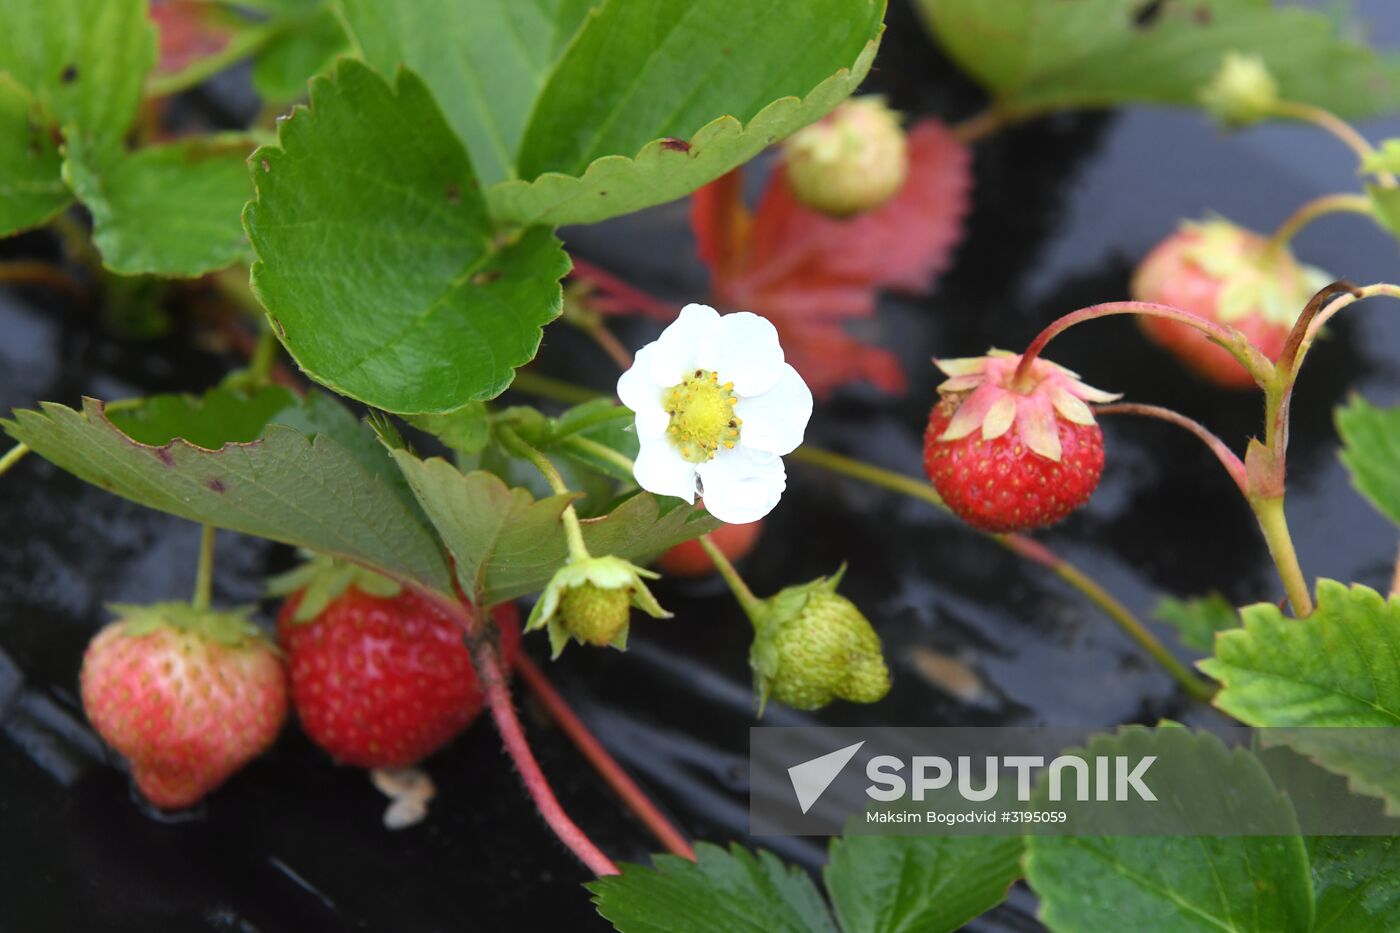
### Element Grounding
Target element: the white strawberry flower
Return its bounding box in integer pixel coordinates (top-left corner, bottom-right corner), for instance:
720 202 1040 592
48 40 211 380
617 304 813 525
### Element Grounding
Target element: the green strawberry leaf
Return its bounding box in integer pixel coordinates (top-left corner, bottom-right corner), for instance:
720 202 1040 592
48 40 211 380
64 134 255 277
1337 395 1400 527
406 402 492 456
1154 592 1240 652
0 0 155 155
391 450 719 605
1199 580 1400 812
489 0 885 227
336 0 594 187
105 384 297 447
1 391 454 597
1309 836 1400 932
588 843 840 933
1201 581 1400 727
825 835 1022 933
252 4 348 102
0 0 155 235
245 59 568 414
915 0 1400 121
1024 726 1313 933
0 75 69 236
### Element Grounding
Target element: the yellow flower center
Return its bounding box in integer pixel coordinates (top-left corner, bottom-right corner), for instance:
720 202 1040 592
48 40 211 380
663 369 741 463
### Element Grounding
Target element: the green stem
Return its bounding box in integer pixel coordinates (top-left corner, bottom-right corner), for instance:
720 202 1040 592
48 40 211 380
192 524 216 611
0 443 29 479
1037 549 1216 702
1266 193 1374 255
248 326 278 386
790 446 944 507
792 448 1216 698
510 370 607 406
1270 100 1394 186
497 425 590 562
697 534 764 623
1252 496 1313 617
562 434 637 476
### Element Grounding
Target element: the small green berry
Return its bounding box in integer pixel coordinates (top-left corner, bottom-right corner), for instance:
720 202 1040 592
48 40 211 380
559 582 632 647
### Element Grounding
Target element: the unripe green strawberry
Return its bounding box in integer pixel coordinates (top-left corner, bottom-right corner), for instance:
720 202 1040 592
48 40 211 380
1199 52 1278 127
784 96 908 218
527 555 671 656
751 569 889 711
80 603 287 809
559 582 632 646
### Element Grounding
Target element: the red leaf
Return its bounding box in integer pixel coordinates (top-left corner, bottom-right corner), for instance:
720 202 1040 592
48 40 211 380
151 0 236 78
691 119 972 397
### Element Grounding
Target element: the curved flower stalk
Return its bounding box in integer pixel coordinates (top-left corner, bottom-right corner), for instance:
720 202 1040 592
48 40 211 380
617 304 813 525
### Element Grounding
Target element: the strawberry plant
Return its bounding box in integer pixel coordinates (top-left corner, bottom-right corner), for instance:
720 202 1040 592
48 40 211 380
5 0 1400 930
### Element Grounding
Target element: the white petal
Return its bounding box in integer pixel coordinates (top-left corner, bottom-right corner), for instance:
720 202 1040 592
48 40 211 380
733 364 812 456
634 433 698 503
696 446 786 524
650 304 719 386
617 343 669 438
697 311 785 396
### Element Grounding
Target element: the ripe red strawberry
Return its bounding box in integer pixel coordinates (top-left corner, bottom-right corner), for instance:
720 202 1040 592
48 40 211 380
274 562 520 769
80 603 288 809
1131 218 1330 389
657 502 764 578
922 351 1115 533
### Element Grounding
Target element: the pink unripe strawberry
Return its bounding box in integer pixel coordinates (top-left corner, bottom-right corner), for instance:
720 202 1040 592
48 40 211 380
922 351 1117 533
1132 219 1330 389
81 604 288 809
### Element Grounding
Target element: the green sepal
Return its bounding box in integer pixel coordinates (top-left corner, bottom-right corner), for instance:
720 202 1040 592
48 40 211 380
266 552 401 623
107 601 268 648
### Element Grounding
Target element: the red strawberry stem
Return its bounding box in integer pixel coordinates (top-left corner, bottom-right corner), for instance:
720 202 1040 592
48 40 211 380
1094 404 1248 495
1014 301 1274 389
479 639 619 876
1011 298 1326 614
1265 193 1374 257
192 524 216 612
0 259 89 302
569 256 677 322
423 587 619 876
515 655 696 861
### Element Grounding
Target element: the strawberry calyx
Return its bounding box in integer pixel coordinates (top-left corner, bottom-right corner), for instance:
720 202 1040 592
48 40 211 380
931 350 1120 462
107 601 270 648
1164 219 1332 328
526 555 671 658
266 552 401 624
